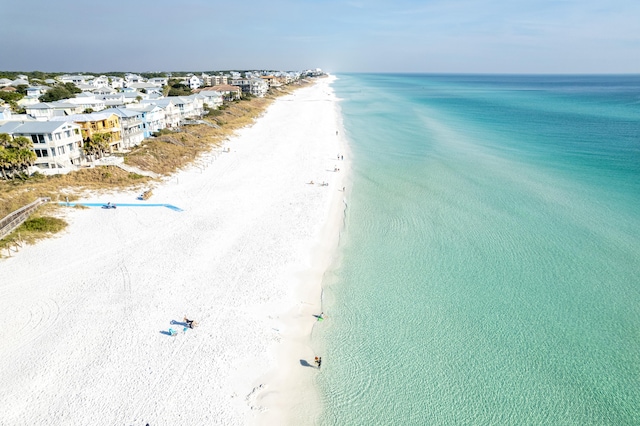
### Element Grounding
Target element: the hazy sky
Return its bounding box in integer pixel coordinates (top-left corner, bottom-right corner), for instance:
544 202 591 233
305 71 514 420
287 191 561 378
1 0 638 73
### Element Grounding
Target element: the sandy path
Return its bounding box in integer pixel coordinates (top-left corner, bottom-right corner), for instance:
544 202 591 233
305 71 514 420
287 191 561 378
0 77 345 425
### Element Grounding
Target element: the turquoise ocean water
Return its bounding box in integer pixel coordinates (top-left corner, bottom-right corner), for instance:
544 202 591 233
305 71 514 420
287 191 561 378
317 74 640 425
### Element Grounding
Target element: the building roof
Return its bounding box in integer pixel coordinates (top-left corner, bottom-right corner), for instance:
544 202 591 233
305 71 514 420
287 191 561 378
50 112 118 123
102 107 142 118
127 82 161 89
211 85 241 92
0 120 76 134
127 104 162 113
26 102 77 110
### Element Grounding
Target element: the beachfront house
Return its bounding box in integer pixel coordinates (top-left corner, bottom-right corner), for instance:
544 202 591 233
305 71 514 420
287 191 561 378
195 91 224 109
210 84 241 101
250 79 269 97
0 120 84 171
127 104 166 137
140 99 181 128
51 113 123 152
102 107 144 149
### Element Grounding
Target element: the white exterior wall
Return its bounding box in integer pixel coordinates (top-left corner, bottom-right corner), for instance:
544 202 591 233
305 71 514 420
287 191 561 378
19 124 84 169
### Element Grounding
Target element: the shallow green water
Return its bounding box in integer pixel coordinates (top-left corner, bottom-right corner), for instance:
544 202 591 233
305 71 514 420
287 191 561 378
317 74 640 425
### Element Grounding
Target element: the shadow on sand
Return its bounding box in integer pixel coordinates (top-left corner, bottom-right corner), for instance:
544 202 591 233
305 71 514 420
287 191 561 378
300 359 315 368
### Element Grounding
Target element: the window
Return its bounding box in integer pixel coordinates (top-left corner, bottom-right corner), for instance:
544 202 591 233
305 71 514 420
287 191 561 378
68 143 74 151
31 134 45 144
55 133 61 140
50 148 55 156
58 146 65 154
65 130 71 138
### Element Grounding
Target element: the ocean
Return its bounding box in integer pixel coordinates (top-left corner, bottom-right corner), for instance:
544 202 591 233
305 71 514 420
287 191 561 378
316 74 640 425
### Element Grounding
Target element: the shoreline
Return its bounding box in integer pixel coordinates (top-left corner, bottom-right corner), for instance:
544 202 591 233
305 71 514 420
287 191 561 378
0 76 346 425
254 76 349 425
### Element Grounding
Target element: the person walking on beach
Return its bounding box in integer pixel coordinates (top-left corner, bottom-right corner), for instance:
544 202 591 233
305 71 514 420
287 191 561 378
314 356 322 369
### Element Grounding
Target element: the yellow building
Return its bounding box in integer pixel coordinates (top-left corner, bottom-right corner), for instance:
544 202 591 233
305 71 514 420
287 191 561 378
71 113 123 152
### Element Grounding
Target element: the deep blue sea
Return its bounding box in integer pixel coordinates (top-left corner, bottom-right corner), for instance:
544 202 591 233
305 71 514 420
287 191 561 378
316 74 640 425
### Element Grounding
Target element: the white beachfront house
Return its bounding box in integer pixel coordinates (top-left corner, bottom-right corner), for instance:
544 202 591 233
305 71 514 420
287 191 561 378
140 98 181 128
195 91 224 109
250 78 269 97
127 104 167 137
0 120 84 171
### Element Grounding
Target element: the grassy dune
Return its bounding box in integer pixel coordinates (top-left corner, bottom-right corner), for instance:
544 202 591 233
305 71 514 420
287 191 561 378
0 80 312 254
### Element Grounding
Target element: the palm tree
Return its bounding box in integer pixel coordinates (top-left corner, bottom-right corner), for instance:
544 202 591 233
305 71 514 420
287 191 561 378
83 132 112 161
0 134 36 179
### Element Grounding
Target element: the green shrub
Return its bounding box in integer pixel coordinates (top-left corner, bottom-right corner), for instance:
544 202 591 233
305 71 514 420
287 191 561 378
21 216 66 233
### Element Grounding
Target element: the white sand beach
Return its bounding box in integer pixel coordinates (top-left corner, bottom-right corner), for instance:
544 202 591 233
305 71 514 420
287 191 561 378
0 76 346 425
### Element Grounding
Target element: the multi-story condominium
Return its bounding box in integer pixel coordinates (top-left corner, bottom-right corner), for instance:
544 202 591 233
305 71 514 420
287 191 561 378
211 75 228 86
200 74 212 87
0 120 84 170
